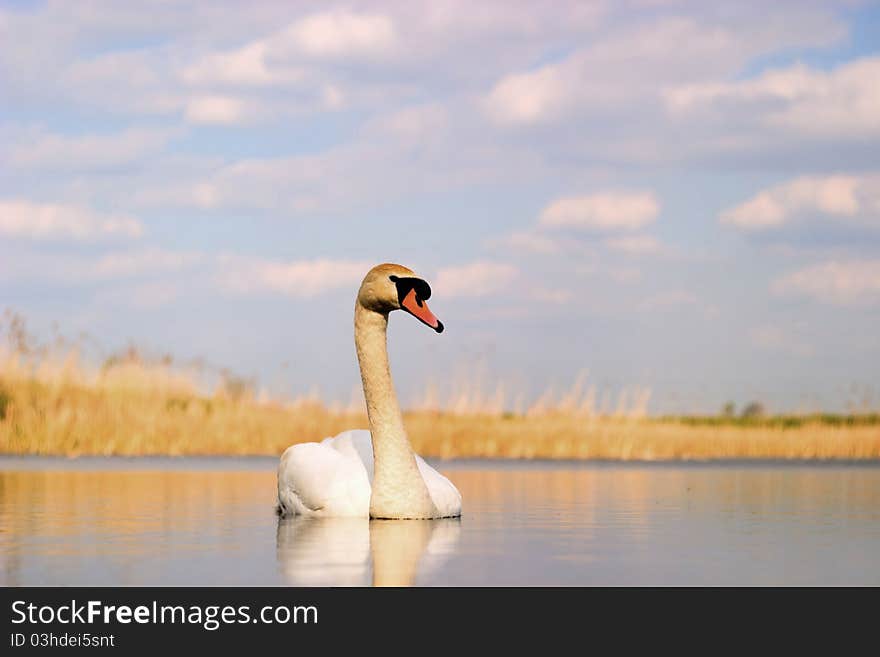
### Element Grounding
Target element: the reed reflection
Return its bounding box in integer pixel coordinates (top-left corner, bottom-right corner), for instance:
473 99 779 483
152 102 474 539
276 516 461 586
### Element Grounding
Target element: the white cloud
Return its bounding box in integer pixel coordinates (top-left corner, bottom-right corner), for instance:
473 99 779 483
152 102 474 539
2 8 391 126
721 174 880 230
59 48 184 116
433 261 518 298
0 247 205 287
667 57 880 139
472 10 868 170
539 193 659 231
484 14 844 127
772 260 880 306
491 230 562 255
0 0 847 145
133 110 546 215
367 103 449 142
484 66 568 125
92 282 182 309
0 0 856 214
182 42 293 88
167 4 603 127
0 199 142 241
165 153 332 213
604 234 663 255
219 257 371 298
6 127 173 172
282 9 396 59
184 95 250 124
90 249 205 278
4 247 372 302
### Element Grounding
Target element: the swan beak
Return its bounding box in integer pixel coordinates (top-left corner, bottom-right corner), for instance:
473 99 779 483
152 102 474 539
401 288 444 333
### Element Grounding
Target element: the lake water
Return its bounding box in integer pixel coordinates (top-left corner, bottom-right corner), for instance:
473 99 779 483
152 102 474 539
1 457 879 586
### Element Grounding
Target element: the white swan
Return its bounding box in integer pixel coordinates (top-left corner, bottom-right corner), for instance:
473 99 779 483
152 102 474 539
277 263 462 519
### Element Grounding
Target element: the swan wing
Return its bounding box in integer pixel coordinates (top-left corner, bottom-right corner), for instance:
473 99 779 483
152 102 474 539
277 440 371 517
278 430 460 518
416 456 463 518
330 431 462 517
321 429 375 483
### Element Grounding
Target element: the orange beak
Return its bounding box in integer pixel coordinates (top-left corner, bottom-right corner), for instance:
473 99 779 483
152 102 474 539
401 287 443 333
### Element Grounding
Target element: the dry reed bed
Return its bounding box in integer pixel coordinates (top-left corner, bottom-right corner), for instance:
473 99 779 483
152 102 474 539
406 413 880 460
1 366 878 459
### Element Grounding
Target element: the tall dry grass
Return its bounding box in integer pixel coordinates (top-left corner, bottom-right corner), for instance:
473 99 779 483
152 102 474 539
1 312 878 459
0 344 361 456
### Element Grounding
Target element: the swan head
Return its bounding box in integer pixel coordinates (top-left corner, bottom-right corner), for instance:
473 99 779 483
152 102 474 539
358 263 444 333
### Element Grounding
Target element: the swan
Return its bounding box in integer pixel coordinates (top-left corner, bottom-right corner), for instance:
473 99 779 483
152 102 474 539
277 263 462 519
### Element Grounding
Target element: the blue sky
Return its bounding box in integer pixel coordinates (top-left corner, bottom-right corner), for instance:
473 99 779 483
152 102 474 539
1 0 879 414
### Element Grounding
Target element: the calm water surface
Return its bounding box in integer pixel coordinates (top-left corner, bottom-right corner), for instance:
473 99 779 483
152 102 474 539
1 457 879 586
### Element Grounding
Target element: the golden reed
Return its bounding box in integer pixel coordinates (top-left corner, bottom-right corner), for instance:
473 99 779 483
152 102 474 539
1 343 878 460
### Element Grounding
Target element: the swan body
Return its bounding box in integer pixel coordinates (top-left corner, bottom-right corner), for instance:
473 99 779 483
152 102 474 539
277 430 461 518
277 263 462 519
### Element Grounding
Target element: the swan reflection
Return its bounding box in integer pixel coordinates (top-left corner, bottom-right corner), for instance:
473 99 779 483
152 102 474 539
276 516 461 586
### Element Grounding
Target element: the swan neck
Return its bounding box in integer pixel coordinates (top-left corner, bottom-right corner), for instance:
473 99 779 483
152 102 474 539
354 302 436 519
354 304 406 444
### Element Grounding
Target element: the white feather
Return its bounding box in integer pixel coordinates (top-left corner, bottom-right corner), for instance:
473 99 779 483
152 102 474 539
277 430 461 518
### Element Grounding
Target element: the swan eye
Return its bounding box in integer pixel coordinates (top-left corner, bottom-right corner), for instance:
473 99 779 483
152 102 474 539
390 276 432 304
